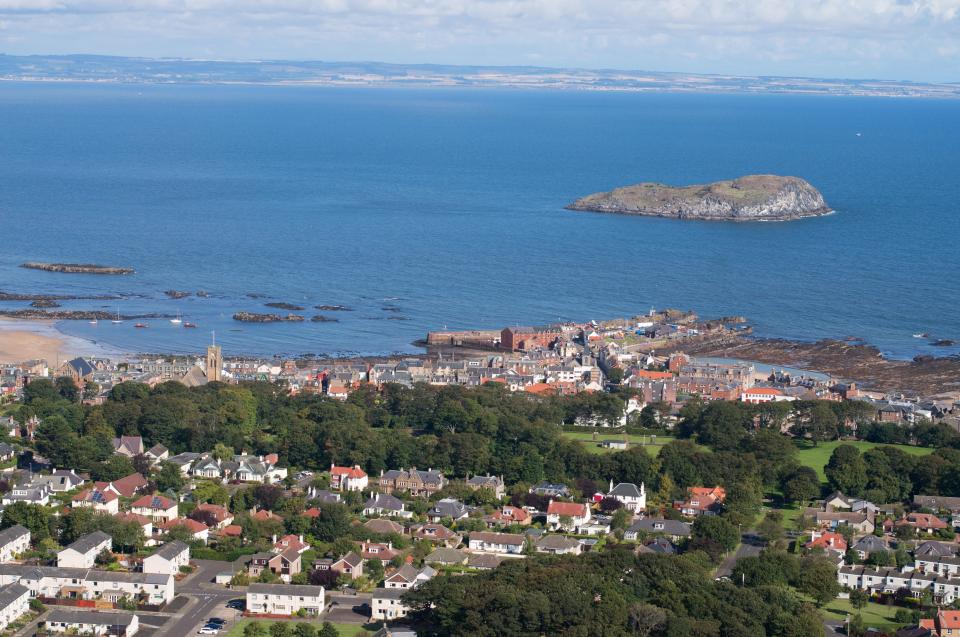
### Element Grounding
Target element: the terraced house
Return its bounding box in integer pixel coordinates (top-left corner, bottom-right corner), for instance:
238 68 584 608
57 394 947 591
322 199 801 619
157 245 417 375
378 467 447 497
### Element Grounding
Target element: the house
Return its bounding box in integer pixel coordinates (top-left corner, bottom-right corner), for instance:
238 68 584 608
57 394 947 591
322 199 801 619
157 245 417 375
0 443 15 463
378 468 447 497
0 526 30 562
36 469 85 493
274 535 310 554
1 483 51 506
624 518 691 542
485 505 531 527
114 513 154 544
57 531 112 569
409 524 461 548
546 500 591 531
467 532 526 555
192 503 234 529
805 531 848 552
466 475 505 499
740 387 787 404
0 565 175 605
466 553 503 570
427 499 469 523
364 519 406 536
165 452 201 475
131 495 178 523
330 464 369 492
145 444 169 465
852 535 889 560
0 583 31 631
535 535 582 555
530 482 570 498
805 509 876 534
674 486 726 517
158 518 209 544
424 548 468 567
142 541 189 576
112 436 144 458
232 454 287 484
98 472 149 499
364 493 412 519
71 488 119 514
247 553 275 578
891 513 949 535
920 609 960 636
916 541 956 559
330 552 363 580
384 564 436 589
643 537 678 555
267 547 302 581
371 587 409 621
360 542 399 565
43 609 140 636
246 583 324 616
606 481 647 513
251 509 284 524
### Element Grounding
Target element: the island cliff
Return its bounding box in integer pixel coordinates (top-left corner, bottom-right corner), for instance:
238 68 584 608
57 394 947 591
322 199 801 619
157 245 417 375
567 175 830 221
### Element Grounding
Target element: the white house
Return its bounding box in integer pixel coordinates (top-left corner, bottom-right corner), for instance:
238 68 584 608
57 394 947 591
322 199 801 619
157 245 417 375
467 532 526 555
546 500 591 531
246 583 324 616
607 481 646 513
330 465 369 492
58 531 112 569
0 526 30 563
371 587 408 621
71 488 120 515
0 583 30 631
131 495 178 524
0 565 175 605
142 541 189 576
44 610 140 636
384 565 436 589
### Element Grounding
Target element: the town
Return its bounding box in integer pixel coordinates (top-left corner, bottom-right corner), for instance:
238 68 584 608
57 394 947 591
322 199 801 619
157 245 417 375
0 311 957 636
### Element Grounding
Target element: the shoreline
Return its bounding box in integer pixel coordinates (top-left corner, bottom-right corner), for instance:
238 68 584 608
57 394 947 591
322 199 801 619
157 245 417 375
0 318 128 364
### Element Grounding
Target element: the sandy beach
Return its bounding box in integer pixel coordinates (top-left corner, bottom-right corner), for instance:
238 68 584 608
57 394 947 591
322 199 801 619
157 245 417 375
0 318 122 364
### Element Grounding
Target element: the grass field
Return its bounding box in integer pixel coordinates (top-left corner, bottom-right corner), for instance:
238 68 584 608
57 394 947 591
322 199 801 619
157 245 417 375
224 619 375 637
795 440 935 481
561 431 676 456
821 598 905 631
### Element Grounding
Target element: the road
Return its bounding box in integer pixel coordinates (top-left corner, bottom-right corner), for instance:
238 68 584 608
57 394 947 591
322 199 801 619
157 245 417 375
714 533 764 579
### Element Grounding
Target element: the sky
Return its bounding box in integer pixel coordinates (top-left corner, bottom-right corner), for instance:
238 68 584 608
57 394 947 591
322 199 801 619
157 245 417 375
0 1 959 82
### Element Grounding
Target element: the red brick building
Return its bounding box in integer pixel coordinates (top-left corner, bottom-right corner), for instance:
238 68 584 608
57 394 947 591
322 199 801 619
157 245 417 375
501 326 562 352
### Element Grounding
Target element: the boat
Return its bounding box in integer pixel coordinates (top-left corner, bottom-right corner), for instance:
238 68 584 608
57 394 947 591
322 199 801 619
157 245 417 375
111 307 123 324
913 333 929 338
134 323 149 329
89 318 98 325
183 322 197 328
170 310 182 325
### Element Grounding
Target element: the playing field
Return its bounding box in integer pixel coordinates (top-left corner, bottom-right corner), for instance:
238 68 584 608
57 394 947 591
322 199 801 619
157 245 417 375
560 431 676 456
225 619 375 637
795 440 934 481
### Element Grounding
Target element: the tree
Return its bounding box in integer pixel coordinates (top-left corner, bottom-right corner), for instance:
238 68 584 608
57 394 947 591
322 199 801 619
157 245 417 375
95 547 114 566
1 502 53 542
824 445 867 496
310 503 351 542
612 508 632 532
781 466 821 504
92 454 135 482
318 623 338 637
55 376 80 402
294 625 316 637
798 558 840 607
243 622 266 637
849 588 869 610
156 462 184 492
269 622 291 637
627 603 666 636
806 402 839 444
691 516 739 553
82 380 101 400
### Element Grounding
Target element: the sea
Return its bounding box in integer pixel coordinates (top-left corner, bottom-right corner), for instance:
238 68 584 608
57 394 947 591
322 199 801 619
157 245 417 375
0 82 957 360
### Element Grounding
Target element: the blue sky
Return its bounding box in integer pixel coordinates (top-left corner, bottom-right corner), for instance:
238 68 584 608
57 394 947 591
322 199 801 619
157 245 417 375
1 1 958 82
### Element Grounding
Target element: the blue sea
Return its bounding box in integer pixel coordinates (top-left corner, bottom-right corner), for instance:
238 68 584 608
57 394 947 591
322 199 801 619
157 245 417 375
0 83 957 360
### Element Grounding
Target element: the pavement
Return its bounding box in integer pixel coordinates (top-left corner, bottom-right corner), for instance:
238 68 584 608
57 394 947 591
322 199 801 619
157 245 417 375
715 533 764 579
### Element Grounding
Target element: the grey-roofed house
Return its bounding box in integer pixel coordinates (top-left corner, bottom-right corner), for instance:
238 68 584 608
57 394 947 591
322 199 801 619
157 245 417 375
915 540 956 559
0 583 30 630
247 583 324 616
364 493 412 519
424 548 468 567
535 535 582 555
142 541 189 576
466 553 503 570
427 499 470 523
852 535 888 560
364 519 405 535
607 481 647 512
530 482 570 498
44 609 140 636
466 475 505 499
58 531 112 569
0 525 30 562
624 518 691 542
35 469 85 493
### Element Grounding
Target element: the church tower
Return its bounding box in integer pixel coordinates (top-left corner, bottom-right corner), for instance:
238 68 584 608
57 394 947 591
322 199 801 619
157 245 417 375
206 332 222 382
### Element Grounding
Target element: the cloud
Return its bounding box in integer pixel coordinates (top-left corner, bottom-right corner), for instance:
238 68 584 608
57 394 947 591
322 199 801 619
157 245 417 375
0 0 958 80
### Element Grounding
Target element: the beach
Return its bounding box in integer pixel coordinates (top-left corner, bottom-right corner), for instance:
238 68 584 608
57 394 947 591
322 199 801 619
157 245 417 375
0 318 121 364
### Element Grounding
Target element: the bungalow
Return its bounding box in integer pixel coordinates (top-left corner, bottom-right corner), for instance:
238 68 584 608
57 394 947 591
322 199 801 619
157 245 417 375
330 552 363 580
674 486 726 517
546 500 591 531
535 535 582 556
43 610 140 637
427 499 470 523
424 548 468 567
112 436 144 458
142 541 189 576
360 541 399 565
246 583 324 616
192 503 234 529
916 541 956 559
409 524 461 548
466 553 504 570
71 488 119 515
740 387 789 404
58 531 112 569
606 481 647 513
889 513 949 535
329 464 369 492
0 583 30 631
530 482 570 498
145 444 169 465
805 531 848 552
852 535 889 560
131 495 178 524
0 526 30 562
364 493 412 519
98 473 149 499
624 518 691 542
36 469 85 493
251 509 284 524
364 519 406 536
467 532 525 555
158 518 209 544
485 505 531 528
384 564 436 589
0 484 50 506
805 509 876 534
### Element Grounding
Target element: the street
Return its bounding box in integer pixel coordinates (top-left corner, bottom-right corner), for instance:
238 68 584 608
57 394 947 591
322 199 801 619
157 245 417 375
714 533 764 579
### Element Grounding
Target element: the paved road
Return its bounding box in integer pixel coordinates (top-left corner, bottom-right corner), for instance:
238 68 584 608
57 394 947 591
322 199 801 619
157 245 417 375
715 533 764 579
164 559 246 637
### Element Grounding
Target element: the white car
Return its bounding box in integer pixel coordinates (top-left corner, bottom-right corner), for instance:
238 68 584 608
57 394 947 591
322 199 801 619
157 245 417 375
198 628 219 634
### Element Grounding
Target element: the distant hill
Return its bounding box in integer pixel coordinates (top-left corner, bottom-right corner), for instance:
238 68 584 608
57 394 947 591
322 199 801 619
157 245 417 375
1 53 958 98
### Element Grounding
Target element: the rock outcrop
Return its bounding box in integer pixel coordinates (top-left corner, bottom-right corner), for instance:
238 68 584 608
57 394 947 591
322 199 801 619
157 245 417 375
233 312 304 323
21 262 135 274
567 175 831 221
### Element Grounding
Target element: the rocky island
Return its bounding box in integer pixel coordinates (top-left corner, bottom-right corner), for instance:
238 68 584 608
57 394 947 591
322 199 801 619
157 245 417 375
567 174 831 221
233 312 305 323
21 262 135 275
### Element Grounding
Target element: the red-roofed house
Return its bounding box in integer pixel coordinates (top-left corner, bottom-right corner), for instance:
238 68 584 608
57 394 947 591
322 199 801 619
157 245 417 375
804 531 848 552
330 464 369 492
220 524 243 538
675 486 727 517
920 608 960 636
115 512 154 540
251 509 284 524
193 503 234 529
159 518 209 544
893 513 950 535
96 473 149 499
524 383 559 397
546 500 591 531
131 495 178 523
274 534 310 554
634 370 673 380
72 488 119 514
359 541 399 565
302 508 321 519
485 505 531 528
740 387 786 404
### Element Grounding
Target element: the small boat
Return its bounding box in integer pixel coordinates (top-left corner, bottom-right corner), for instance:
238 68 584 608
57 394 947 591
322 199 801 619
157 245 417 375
170 310 182 325
183 322 197 328
89 319 98 325
913 333 929 338
134 323 149 329
111 307 123 324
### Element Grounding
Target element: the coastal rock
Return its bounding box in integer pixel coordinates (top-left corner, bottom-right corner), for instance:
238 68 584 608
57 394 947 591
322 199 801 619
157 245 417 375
567 174 831 221
21 262 135 275
311 315 339 323
164 290 192 299
316 305 353 311
29 300 60 308
233 312 305 323
932 339 956 347
196 290 210 298
265 302 306 311
0 291 118 301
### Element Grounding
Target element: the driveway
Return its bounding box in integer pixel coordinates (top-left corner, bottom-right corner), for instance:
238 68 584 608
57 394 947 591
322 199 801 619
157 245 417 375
715 533 764 579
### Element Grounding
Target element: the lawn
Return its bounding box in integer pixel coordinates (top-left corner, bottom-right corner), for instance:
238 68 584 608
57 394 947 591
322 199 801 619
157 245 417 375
561 431 676 456
821 598 905 631
795 440 935 481
225 619 375 637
